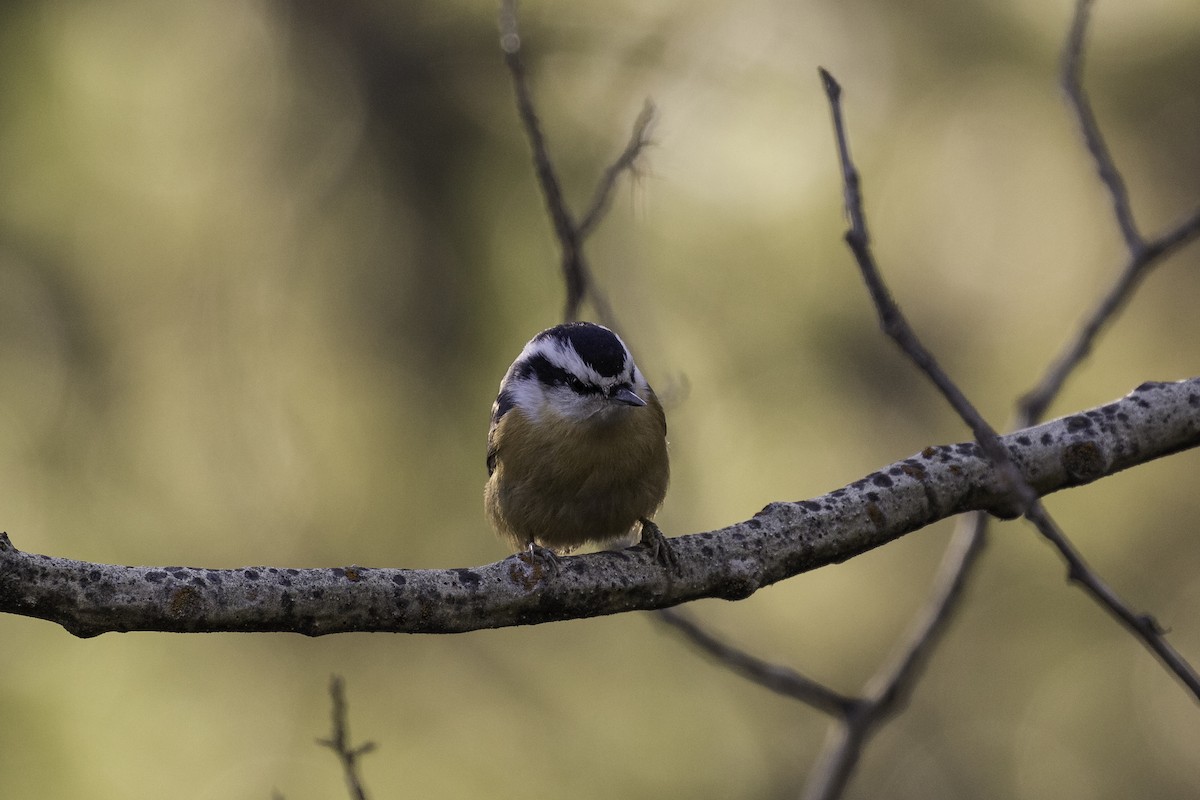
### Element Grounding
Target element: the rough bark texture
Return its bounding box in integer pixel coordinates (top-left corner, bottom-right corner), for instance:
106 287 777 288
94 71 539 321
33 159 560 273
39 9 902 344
1 379 1196 638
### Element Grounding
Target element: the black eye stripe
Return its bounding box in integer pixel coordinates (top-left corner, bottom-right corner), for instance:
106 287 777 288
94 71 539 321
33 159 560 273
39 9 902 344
525 354 600 394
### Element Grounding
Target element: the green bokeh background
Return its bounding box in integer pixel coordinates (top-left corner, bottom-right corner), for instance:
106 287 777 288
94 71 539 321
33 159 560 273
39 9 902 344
1 1 1198 798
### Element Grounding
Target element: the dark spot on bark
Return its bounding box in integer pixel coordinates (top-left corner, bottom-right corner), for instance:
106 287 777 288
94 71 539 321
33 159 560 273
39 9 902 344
453 568 482 588
1016 436 1031 446
243 569 260 580
167 586 202 619
872 473 894 488
1065 415 1091 432
866 502 886 530
1062 441 1105 482
145 571 167 583
1041 433 1053 445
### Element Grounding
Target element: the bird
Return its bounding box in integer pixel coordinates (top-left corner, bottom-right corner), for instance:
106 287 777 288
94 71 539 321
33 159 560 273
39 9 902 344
484 321 674 568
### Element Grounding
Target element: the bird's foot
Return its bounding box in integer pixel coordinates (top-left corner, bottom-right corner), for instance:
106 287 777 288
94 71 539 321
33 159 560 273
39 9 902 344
517 542 561 576
639 518 678 571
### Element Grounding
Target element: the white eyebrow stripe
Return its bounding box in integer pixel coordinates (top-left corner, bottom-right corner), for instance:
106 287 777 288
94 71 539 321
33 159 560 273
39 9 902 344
527 337 628 387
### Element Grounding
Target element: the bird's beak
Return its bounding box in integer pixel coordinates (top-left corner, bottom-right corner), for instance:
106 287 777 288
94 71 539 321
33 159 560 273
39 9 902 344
611 386 647 407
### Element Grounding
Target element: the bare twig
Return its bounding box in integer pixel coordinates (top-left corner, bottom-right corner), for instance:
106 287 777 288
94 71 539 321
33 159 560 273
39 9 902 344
820 66 1029 509
1022 503 1200 694
656 608 854 717
1061 0 1141 252
578 100 656 239
316 676 376 800
498 0 653 325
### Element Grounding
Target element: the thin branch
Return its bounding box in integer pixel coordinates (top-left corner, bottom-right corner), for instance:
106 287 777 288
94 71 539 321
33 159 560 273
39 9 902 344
862 514 989 710
578 100 656 239
2 379 1195 637
1019 261 1146 422
803 511 990 800
659 512 991 800
499 0 580 280
804 7 1200 795
822 69 1200 699
655 608 854 717
1022 502 1200 693
316 676 376 800
1061 0 1142 253
815 54 1200 797
1017 207 1200 423
498 0 652 326
820 67 1028 511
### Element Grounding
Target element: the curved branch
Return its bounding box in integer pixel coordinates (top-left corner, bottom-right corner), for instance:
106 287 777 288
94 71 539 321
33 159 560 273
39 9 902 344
2 379 1197 638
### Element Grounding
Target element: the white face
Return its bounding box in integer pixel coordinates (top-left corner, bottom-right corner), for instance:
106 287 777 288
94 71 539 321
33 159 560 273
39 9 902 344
499 324 649 423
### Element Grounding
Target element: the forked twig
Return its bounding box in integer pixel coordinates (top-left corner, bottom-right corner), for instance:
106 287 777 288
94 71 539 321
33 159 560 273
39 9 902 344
812 19 1200 795
316 676 376 800
803 513 989 800
822 56 1200 672
499 0 655 325
1019 0 1200 422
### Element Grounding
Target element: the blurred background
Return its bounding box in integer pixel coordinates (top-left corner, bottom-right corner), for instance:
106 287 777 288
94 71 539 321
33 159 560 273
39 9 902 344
0 0 1198 798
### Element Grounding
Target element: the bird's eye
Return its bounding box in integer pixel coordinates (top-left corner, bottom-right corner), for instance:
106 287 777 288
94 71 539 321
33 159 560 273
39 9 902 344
566 375 589 393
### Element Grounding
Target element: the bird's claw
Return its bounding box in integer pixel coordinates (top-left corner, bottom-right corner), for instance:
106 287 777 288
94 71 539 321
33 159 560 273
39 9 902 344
639 518 678 571
518 543 561 576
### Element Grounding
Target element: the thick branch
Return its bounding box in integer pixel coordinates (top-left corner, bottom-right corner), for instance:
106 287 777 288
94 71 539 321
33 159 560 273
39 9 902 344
1 380 1196 638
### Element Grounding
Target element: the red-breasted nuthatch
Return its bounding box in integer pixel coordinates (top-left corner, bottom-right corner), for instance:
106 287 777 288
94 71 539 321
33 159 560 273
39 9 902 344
484 322 674 566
